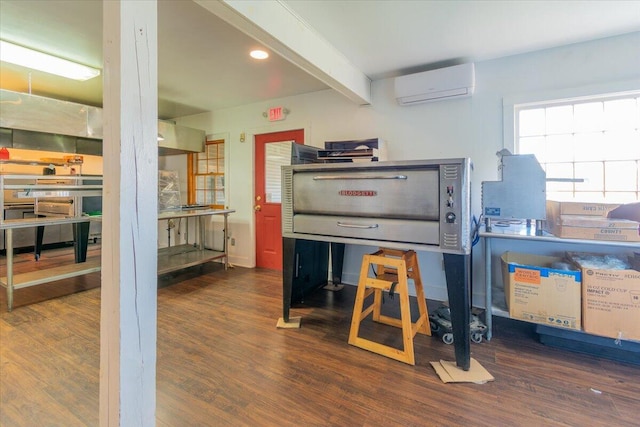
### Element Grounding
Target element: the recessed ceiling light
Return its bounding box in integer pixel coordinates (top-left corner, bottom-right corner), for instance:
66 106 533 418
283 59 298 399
250 50 269 60
0 40 101 81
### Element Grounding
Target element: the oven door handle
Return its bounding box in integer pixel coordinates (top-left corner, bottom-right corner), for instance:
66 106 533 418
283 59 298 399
313 175 408 180
337 222 379 229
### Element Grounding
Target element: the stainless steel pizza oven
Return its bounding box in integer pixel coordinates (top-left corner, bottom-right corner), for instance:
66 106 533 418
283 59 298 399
282 158 471 255
281 158 474 370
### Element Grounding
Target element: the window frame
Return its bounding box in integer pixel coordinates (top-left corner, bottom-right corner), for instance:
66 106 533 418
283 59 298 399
503 81 640 152
188 137 226 209
503 84 640 202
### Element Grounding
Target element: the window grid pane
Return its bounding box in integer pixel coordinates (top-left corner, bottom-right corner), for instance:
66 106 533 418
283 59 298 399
193 140 225 208
516 94 639 201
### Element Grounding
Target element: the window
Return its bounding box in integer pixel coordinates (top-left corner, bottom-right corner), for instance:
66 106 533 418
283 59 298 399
264 141 294 203
189 139 225 208
515 92 640 202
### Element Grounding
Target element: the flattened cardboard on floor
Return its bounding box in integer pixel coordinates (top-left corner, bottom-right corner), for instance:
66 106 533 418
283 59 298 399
431 358 494 383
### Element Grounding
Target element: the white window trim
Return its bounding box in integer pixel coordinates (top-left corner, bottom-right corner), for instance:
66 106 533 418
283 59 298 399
502 79 640 153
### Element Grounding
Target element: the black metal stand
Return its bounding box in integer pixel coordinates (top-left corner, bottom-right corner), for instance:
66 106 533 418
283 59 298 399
73 222 91 262
443 253 471 371
282 239 471 371
282 237 296 323
330 242 345 284
34 221 91 263
35 225 45 260
282 238 345 323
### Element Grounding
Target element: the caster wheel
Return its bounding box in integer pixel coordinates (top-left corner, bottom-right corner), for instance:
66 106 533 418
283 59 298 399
430 321 440 333
471 332 483 344
442 333 454 345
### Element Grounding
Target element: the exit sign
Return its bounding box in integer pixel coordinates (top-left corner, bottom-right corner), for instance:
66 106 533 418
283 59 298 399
268 106 285 121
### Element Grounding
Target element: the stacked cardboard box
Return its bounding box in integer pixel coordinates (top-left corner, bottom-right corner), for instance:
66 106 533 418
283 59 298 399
545 201 640 242
568 252 640 342
501 252 582 330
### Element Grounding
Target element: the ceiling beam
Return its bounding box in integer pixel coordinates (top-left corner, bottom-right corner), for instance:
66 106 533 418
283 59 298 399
194 0 372 105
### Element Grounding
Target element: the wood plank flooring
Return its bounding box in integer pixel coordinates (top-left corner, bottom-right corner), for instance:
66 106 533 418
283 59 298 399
1 249 639 426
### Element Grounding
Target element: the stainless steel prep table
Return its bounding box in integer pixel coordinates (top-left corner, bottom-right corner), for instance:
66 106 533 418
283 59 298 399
481 223 638 340
1 208 234 310
157 208 234 275
0 216 101 311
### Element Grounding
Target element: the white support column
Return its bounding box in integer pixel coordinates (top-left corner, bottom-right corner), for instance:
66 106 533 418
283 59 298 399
101 1 158 426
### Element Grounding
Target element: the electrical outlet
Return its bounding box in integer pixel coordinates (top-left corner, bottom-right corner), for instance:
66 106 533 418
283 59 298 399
230 238 236 246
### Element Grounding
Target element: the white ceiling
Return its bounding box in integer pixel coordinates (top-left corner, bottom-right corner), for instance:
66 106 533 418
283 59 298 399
1 0 639 120
284 0 640 80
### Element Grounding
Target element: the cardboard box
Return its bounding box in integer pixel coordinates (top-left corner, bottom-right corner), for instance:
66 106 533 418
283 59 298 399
501 252 582 330
545 201 640 242
546 200 620 217
547 215 640 242
568 252 640 342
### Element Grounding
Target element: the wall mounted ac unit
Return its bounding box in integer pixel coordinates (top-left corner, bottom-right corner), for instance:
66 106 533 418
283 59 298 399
394 63 475 105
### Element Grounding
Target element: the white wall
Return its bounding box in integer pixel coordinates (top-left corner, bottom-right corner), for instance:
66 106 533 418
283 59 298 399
176 32 640 305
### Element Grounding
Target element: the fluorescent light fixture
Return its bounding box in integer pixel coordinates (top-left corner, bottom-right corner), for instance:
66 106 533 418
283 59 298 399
0 40 101 81
250 49 269 60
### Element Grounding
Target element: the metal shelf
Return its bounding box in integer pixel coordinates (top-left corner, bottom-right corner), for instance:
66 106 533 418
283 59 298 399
0 159 68 167
317 148 374 161
480 224 637 248
1 174 103 219
157 209 234 276
157 244 226 275
0 202 233 311
0 258 101 290
481 223 638 341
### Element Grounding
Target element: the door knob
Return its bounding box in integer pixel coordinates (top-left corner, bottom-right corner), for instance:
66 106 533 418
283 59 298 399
254 205 262 212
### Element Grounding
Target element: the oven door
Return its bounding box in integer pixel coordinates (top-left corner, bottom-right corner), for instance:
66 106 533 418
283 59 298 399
292 168 440 220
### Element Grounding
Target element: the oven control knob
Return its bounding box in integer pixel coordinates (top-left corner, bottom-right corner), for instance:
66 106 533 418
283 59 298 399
445 212 456 223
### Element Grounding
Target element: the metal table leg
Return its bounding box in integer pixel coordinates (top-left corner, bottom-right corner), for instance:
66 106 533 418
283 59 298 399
6 228 13 311
199 216 205 251
35 224 45 261
484 236 493 341
223 213 229 269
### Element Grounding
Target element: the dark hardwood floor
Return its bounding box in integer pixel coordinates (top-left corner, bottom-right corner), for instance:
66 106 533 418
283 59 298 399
1 247 638 426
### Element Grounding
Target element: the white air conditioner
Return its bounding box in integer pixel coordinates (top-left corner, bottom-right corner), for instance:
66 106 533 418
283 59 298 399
394 63 475 105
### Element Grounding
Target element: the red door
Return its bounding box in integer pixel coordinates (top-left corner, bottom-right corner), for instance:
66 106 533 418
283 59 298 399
255 129 304 270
